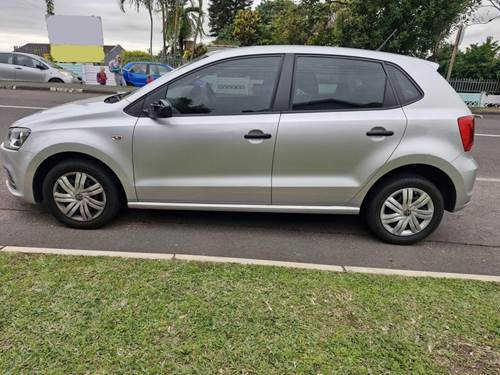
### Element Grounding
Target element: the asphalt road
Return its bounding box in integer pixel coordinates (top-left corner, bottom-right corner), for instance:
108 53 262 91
0 89 499 275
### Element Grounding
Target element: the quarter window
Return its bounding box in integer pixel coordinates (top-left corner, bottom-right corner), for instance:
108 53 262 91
165 56 282 115
292 56 388 111
386 64 422 105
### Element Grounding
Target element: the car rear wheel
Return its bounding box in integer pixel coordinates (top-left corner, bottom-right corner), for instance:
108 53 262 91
42 159 122 229
365 175 444 245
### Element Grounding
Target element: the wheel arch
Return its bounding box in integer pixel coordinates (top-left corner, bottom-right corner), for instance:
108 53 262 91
360 164 457 212
33 151 127 205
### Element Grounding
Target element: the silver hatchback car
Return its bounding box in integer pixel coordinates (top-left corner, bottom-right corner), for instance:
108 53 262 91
1 46 478 244
0 52 82 84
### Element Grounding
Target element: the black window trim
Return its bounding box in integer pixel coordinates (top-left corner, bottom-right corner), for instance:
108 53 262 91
284 53 402 114
124 53 286 118
384 62 425 107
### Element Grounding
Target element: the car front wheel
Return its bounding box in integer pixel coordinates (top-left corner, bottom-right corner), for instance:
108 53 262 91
42 159 122 229
365 176 444 245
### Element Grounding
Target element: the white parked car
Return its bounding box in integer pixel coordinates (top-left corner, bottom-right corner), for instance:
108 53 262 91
0 52 82 84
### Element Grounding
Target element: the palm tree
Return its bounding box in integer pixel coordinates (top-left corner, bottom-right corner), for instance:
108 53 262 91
45 0 55 15
119 0 155 57
189 0 205 60
165 0 201 58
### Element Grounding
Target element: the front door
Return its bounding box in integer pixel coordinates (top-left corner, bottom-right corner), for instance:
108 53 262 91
133 55 283 204
14 55 45 82
272 55 407 206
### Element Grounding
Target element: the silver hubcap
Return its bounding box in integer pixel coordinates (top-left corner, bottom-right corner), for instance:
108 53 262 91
380 188 434 237
53 172 106 222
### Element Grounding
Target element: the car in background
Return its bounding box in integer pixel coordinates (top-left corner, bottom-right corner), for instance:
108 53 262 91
123 61 173 87
0 52 82 84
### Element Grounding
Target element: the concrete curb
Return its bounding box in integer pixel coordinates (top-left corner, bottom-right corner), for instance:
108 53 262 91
0 81 134 95
1 246 498 282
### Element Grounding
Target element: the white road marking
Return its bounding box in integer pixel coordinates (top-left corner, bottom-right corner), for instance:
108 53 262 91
476 133 500 138
0 104 48 110
1 246 498 282
477 177 500 183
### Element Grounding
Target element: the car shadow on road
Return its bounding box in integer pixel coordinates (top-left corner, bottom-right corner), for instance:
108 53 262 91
117 208 369 236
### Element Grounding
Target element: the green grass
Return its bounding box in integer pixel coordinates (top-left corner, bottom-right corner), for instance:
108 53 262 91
0 253 498 374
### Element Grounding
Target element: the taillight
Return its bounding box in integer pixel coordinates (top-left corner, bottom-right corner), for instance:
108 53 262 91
458 115 475 152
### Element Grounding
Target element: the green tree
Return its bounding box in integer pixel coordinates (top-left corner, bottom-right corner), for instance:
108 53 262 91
45 0 55 15
208 0 252 37
233 9 261 46
332 0 481 57
437 37 500 79
119 0 155 57
255 0 295 45
165 0 202 57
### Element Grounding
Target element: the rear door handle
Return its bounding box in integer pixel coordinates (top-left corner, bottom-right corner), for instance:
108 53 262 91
15 67 22 70
244 130 272 140
366 127 394 137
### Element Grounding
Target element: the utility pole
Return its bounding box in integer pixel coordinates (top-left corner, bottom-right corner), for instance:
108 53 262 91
446 24 465 81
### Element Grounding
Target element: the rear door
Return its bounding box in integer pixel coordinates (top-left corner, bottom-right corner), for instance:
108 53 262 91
128 63 148 86
272 55 407 206
0 53 15 80
13 54 45 82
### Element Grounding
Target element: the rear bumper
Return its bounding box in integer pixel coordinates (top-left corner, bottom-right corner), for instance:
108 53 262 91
450 152 478 211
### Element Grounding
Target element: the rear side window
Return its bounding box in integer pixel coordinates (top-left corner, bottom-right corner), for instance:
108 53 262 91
292 56 389 111
386 64 423 105
0 53 13 64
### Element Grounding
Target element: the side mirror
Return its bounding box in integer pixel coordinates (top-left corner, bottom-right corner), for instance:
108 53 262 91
36 64 47 70
147 99 173 119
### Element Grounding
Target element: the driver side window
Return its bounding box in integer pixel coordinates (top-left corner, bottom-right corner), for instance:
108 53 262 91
165 56 282 115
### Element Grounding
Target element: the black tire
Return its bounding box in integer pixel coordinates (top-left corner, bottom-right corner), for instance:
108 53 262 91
364 175 444 245
48 78 64 83
42 159 122 229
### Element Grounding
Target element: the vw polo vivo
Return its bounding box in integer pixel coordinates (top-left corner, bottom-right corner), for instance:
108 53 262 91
0 46 478 245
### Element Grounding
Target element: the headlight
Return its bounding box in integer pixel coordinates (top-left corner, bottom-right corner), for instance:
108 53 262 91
4 127 31 150
60 70 72 77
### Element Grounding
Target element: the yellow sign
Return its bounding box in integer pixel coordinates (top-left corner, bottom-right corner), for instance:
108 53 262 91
50 44 105 63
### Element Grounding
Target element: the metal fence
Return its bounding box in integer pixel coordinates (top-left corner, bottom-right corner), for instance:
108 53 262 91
449 78 500 94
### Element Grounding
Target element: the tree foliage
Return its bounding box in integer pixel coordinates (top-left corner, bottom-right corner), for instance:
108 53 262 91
233 9 261 46
208 0 252 37
436 37 500 79
121 50 155 64
45 0 55 15
251 0 481 57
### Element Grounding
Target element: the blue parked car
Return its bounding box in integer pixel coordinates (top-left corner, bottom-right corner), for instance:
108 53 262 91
122 62 174 87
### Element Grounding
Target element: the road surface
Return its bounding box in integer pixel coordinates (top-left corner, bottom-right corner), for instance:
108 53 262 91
0 89 499 275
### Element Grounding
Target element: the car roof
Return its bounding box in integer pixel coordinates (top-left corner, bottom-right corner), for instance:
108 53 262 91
207 45 431 67
127 61 170 65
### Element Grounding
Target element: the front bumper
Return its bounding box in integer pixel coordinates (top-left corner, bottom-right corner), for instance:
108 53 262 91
0 142 36 203
450 151 478 211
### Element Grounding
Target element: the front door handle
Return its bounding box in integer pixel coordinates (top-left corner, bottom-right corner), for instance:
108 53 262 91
366 127 394 137
15 67 22 70
244 130 272 140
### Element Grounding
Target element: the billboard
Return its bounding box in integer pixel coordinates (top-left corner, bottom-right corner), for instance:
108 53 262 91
46 15 105 62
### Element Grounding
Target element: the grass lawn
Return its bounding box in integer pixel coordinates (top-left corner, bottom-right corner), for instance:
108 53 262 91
0 253 498 374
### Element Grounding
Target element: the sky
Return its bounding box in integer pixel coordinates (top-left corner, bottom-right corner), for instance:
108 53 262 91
0 0 499 54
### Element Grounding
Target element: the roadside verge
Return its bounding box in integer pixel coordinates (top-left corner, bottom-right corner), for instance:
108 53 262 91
2 245 498 282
